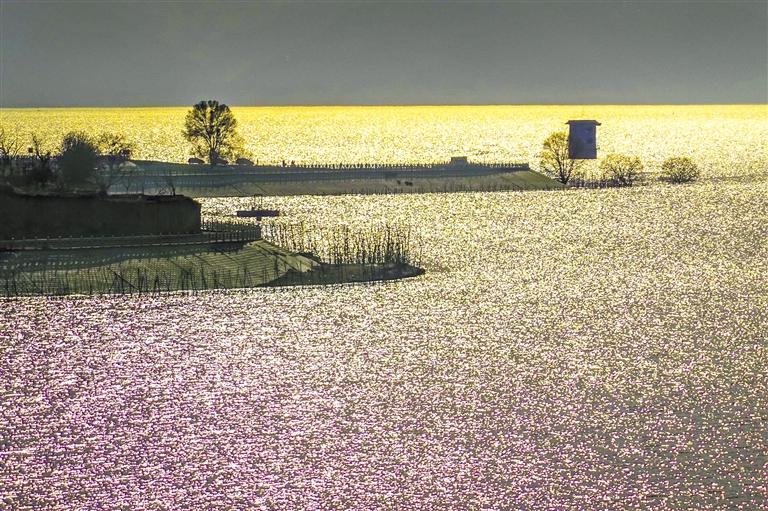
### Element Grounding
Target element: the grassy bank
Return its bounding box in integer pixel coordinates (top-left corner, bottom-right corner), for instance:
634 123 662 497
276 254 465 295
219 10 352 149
1 240 305 296
221 169 563 197
119 161 562 197
0 224 422 296
175 170 563 197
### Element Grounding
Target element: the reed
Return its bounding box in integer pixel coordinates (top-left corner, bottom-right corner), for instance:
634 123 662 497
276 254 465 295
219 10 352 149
261 221 418 267
0 222 419 297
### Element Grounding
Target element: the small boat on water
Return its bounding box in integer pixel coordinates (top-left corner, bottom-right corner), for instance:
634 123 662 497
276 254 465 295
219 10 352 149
236 195 280 220
236 209 279 219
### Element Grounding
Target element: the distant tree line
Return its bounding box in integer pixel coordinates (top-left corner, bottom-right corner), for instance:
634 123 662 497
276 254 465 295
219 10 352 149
2 112 704 194
0 127 135 193
539 130 700 186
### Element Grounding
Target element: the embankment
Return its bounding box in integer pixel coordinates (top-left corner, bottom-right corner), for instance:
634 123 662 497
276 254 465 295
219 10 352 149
0 239 422 297
121 161 563 197
0 186 201 239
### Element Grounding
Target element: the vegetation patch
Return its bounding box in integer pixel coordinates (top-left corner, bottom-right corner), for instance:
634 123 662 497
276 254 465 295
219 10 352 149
661 156 701 183
0 223 422 297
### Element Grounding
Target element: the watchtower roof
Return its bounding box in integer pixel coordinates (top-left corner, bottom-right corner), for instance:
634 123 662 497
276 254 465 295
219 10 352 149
566 120 601 125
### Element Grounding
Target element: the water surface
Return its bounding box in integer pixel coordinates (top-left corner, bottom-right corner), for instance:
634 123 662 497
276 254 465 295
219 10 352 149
1 106 767 509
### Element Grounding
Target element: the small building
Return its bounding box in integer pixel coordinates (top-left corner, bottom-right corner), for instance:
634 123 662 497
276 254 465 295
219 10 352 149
566 120 601 159
449 156 468 167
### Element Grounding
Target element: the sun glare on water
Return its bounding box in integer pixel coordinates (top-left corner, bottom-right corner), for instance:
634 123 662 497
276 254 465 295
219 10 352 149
1 104 767 509
2 105 766 178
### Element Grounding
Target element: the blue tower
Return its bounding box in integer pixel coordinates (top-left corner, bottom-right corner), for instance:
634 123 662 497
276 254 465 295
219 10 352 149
566 120 601 159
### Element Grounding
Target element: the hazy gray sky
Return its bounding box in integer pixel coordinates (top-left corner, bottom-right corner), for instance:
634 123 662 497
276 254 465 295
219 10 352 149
1 0 766 106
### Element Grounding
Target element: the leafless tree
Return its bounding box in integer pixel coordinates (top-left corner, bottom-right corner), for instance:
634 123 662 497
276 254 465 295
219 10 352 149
0 126 24 167
96 133 135 193
27 133 55 186
154 166 177 196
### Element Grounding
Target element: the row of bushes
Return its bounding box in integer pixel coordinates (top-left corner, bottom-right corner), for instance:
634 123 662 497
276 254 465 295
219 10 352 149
539 131 701 187
597 154 701 186
0 127 135 192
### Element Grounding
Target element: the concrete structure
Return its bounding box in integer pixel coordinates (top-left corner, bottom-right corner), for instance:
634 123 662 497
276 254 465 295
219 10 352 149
566 120 601 159
0 186 201 239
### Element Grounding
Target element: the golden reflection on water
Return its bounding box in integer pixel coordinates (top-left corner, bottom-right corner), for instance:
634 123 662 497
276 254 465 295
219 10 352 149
1 105 766 177
1 106 767 508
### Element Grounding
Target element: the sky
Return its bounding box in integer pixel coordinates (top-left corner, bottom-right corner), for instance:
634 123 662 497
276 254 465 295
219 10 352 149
0 0 766 107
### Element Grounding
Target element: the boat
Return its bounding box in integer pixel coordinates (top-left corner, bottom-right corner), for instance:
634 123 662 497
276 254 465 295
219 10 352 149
236 209 279 219
236 195 279 220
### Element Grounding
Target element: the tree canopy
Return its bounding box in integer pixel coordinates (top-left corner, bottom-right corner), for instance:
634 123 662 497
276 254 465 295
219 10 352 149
539 131 583 185
599 153 643 186
59 131 99 185
183 100 242 165
661 157 700 183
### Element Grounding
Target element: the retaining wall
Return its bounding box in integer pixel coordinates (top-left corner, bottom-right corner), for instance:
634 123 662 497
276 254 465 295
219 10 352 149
0 186 201 239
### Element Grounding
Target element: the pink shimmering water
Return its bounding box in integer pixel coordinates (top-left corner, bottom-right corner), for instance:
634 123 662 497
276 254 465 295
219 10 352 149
2 181 768 509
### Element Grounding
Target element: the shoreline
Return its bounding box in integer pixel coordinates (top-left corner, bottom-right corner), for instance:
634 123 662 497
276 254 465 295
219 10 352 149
117 159 563 197
0 239 422 297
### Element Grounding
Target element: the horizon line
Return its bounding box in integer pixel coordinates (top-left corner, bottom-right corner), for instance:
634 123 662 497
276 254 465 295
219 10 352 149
2 102 767 109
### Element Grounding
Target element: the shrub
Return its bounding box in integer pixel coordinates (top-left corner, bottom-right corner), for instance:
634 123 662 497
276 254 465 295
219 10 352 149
660 156 700 183
599 153 643 186
59 131 98 185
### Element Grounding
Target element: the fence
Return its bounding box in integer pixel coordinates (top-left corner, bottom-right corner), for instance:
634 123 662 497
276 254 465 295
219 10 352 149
0 264 269 297
0 224 261 251
135 160 530 175
200 219 262 243
0 221 419 297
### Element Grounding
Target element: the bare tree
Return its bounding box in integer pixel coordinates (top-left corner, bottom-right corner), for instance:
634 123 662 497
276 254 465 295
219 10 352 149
28 133 54 187
0 126 23 177
96 133 135 193
152 165 177 196
539 131 584 185
161 169 177 196
183 100 243 165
